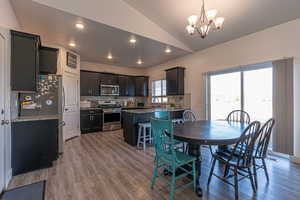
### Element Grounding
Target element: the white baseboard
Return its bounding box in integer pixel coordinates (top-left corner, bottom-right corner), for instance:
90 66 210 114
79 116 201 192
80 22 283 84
5 168 12 188
290 156 300 164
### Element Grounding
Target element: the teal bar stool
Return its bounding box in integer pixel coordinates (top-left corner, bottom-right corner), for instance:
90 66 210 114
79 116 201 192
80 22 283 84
150 118 196 200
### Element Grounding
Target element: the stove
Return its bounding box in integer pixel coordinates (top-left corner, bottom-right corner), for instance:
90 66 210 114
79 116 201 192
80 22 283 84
98 100 122 131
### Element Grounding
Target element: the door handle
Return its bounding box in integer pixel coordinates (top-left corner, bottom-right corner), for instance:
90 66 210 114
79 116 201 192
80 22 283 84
1 120 10 125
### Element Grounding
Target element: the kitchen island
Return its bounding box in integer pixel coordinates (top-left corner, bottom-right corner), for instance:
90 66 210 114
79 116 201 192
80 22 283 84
122 108 187 146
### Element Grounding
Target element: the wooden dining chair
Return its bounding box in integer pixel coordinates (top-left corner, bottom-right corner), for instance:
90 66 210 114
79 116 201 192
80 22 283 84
207 121 261 200
227 110 251 124
150 118 196 200
183 110 196 122
252 118 275 188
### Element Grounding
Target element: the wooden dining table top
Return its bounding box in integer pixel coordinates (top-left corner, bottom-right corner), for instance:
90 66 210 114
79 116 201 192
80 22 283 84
173 120 248 146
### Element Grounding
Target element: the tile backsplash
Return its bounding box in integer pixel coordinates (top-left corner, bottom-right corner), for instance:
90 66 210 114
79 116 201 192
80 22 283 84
80 93 191 108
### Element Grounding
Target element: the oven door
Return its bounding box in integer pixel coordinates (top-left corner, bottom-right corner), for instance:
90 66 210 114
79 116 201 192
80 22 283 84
103 112 121 123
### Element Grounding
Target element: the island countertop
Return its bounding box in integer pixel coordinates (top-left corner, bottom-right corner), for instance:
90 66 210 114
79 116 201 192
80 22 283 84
122 107 189 114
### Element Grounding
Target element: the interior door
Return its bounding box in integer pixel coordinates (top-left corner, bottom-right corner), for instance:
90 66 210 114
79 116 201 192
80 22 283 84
63 73 80 141
0 29 9 193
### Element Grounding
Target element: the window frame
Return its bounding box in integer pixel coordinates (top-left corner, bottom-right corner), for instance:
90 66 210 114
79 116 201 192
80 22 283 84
151 79 168 104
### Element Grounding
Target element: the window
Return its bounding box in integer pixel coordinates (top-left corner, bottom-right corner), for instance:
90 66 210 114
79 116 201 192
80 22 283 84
208 65 273 122
152 80 168 103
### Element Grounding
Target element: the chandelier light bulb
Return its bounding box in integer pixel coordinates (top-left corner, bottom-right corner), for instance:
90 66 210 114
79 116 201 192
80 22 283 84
206 9 218 22
75 23 84 29
69 42 76 47
165 46 171 53
215 17 225 29
186 25 195 35
187 15 198 26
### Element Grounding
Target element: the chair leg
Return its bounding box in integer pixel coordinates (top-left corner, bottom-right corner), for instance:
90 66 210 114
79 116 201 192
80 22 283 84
192 161 196 192
209 145 214 157
223 164 230 178
234 167 239 200
137 126 142 149
252 158 258 188
262 158 269 182
143 126 146 151
248 167 256 193
207 157 217 186
170 167 176 200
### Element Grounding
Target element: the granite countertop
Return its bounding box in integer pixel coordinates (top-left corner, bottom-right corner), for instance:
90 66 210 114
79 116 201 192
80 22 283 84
12 114 60 122
122 108 188 114
80 107 103 110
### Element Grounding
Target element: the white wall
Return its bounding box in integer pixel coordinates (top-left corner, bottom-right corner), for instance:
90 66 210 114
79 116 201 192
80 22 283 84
81 61 146 76
0 0 20 188
146 18 300 161
0 0 19 29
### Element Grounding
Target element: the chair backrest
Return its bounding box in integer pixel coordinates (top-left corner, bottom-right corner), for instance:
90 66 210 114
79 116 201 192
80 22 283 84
229 121 261 167
254 118 275 158
151 118 176 162
227 110 251 124
154 111 171 120
183 110 196 122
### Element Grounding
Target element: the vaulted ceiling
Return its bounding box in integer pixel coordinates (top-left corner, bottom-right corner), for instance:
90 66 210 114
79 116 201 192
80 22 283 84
11 0 300 67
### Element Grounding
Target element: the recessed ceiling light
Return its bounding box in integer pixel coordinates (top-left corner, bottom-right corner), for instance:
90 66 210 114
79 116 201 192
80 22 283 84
165 46 172 53
69 42 76 47
137 59 143 65
129 35 136 44
107 53 113 60
75 23 84 29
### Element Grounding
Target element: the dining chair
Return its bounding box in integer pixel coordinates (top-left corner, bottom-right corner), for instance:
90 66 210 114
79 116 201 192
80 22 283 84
227 110 251 124
252 118 275 188
155 111 185 152
183 110 196 122
150 118 196 200
207 121 261 200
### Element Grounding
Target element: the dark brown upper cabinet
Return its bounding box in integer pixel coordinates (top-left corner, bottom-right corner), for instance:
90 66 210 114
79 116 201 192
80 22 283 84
39 46 58 74
135 76 149 97
99 73 118 85
119 75 135 96
80 71 101 96
166 67 185 96
11 30 41 91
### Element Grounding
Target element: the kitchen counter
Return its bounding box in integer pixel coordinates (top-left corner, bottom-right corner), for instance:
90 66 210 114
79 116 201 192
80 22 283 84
122 108 187 146
12 114 60 122
122 107 188 114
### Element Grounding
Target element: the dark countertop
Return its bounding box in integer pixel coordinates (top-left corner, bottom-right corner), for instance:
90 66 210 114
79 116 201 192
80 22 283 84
12 114 60 122
122 107 188 114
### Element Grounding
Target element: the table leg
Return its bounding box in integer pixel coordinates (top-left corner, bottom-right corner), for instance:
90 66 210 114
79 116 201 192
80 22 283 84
188 143 203 197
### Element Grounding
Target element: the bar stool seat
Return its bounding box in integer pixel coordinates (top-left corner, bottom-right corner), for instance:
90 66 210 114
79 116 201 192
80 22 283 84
137 122 152 150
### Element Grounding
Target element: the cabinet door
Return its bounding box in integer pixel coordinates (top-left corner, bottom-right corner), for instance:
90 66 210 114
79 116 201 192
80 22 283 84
166 69 177 96
135 76 149 97
100 73 118 85
127 76 135 96
80 71 100 96
118 75 128 96
11 119 58 175
11 31 39 91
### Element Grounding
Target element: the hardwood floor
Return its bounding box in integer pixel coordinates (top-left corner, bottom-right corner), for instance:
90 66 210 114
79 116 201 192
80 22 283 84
8 130 300 200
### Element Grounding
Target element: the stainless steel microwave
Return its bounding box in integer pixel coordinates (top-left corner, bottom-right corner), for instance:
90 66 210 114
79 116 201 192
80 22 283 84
101 85 119 96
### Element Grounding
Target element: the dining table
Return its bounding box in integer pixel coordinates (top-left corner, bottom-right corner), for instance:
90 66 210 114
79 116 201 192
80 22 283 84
173 120 248 197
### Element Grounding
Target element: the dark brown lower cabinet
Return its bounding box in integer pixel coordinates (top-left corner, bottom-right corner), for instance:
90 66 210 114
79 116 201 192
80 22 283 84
11 119 58 175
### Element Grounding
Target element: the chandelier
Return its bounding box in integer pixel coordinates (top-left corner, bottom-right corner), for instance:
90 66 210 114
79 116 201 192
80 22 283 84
186 0 224 38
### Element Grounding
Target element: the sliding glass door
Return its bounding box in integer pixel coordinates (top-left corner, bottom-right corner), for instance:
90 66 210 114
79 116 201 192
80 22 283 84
210 72 241 120
209 65 272 122
244 68 273 122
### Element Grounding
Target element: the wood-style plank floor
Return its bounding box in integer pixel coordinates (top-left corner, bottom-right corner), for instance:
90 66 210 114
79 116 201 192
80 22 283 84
8 130 300 200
